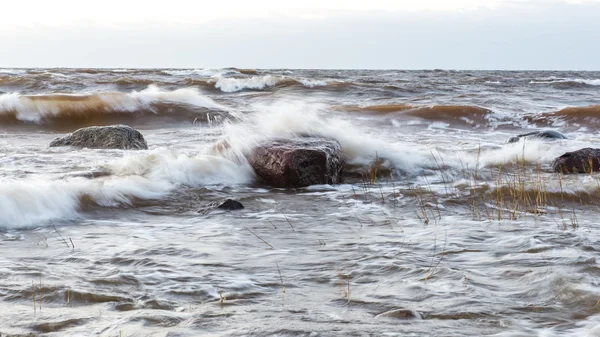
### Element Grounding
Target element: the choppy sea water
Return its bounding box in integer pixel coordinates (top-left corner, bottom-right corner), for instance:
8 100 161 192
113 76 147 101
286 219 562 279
0 68 600 336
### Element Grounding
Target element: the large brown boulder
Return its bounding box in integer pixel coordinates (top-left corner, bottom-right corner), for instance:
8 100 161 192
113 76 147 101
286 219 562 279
552 148 600 173
50 125 148 150
248 138 344 188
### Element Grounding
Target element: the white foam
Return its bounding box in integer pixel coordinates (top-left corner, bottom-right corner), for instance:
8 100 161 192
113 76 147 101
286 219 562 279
163 69 236 77
217 100 430 173
0 148 254 228
469 138 587 168
0 178 84 228
299 79 328 88
215 75 283 93
128 85 226 110
214 75 330 92
530 77 600 86
0 69 26 75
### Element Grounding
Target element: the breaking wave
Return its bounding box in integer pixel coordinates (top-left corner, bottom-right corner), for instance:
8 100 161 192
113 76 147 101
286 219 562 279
0 149 254 228
338 104 492 127
0 85 226 126
526 105 600 127
214 75 328 93
529 77 600 86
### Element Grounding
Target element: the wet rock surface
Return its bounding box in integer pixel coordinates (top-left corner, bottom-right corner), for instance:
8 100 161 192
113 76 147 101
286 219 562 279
248 138 344 188
49 125 148 150
506 130 567 144
217 199 245 210
552 147 600 173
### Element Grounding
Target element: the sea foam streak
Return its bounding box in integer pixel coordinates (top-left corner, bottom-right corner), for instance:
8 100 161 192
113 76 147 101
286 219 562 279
163 68 237 77
0 85 225 123
214 75 327 93
530 77 600 86
0 149 254 228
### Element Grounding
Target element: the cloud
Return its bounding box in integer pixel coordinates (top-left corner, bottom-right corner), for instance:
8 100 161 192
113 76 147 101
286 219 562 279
0 1 599 69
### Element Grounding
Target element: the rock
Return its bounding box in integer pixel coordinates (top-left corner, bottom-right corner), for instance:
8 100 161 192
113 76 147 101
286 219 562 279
375 309 422 320
62 169 112 179
218 199 244 210
552 148 600 174
248 138 344 188
506 130 567 144
49 125 148 150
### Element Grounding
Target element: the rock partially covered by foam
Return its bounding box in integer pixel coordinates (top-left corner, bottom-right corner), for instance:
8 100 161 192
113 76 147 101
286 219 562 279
552 148 600 174
248 138 344 188
506 130 567 144
50 125 148 150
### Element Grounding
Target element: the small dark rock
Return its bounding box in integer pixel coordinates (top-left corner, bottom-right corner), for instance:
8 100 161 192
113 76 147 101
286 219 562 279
375 309 422 320
49 125 148 150
218 199 244 210
552 147 600 174
507 130 567 144
248 137 344 188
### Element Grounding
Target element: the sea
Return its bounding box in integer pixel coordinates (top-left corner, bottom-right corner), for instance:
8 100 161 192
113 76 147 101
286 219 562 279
0 68 599 336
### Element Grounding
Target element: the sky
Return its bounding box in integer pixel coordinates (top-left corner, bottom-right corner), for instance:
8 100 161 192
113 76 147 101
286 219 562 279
1 0 599 70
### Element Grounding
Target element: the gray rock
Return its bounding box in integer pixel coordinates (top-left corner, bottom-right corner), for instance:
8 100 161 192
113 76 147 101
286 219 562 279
218 199 244 210
552 147 600 174
50 125 148 150
507 130 567 144
248 138 344 188
375 309 422 320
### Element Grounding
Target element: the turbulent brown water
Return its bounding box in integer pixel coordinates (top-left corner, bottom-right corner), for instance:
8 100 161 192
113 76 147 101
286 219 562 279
1 68 600 336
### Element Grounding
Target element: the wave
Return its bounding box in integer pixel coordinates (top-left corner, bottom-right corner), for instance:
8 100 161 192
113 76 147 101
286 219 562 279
109 77 157 86
526 105 600 127
214 75 329 93
217 101 431 173
529 77 600 87
163 68 238 77
215 75 292 92
340 104 415 114
404 105 492 121
338 104 492 126
0 68 26 75
0 148 254 228
236 68 259 75
550 105 600 119
0 76 31 86
0 85 226 126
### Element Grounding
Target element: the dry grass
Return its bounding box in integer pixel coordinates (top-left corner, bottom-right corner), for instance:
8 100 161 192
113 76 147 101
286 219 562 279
358 148 598 228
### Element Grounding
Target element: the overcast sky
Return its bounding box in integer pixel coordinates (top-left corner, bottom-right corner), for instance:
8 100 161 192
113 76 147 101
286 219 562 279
1 0 599 70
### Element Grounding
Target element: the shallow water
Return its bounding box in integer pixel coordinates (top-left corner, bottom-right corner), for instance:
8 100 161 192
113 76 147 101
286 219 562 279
1 69 600 336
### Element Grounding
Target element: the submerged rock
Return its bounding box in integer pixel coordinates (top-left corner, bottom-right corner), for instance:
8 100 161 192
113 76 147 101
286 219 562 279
552 148 600 174
248 138 344 188
62 169 112 179
506 130 567 144
50 125 148 150
218 199 245 210
375 309 422 320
